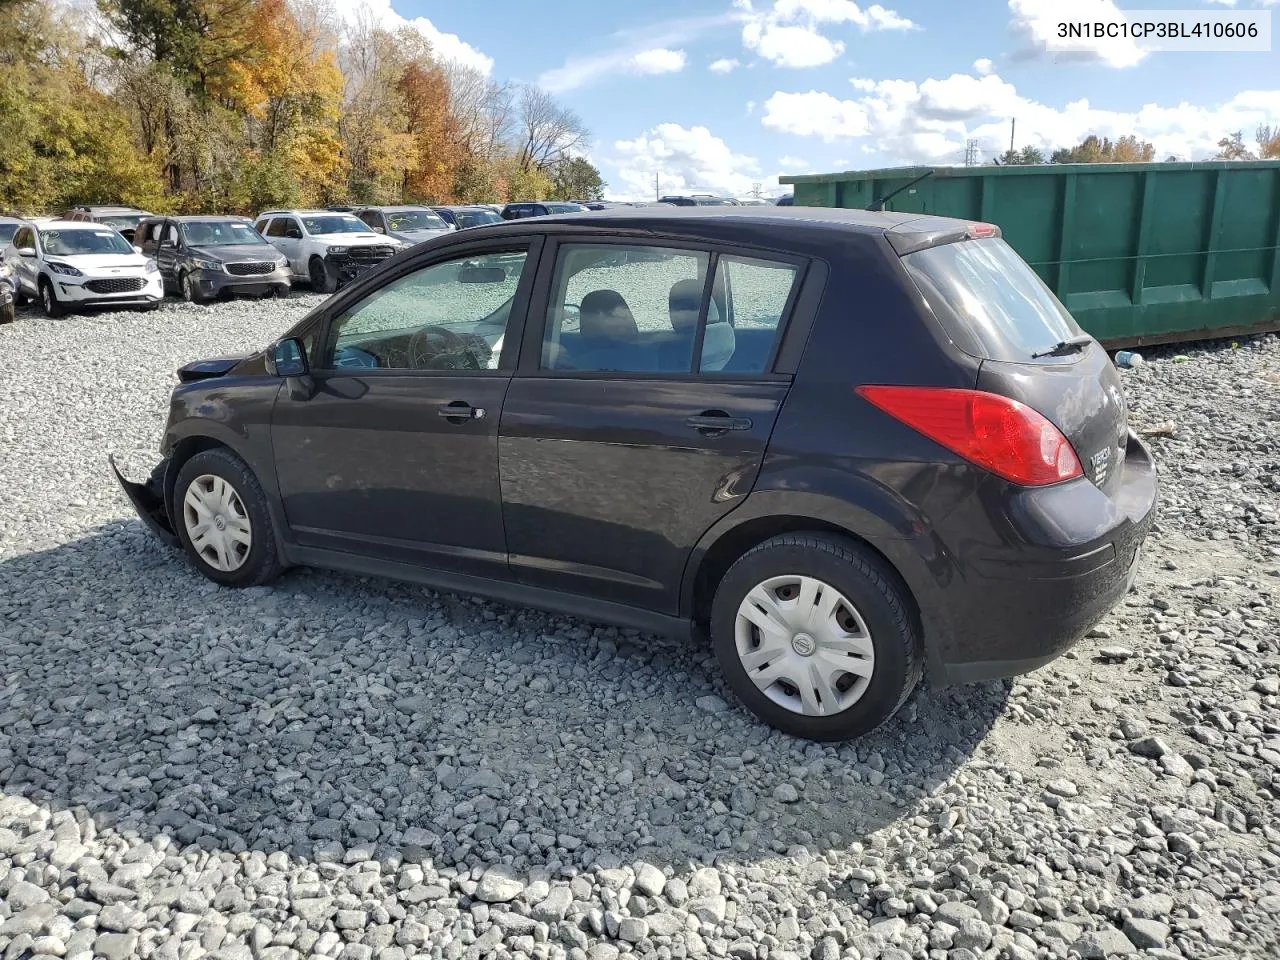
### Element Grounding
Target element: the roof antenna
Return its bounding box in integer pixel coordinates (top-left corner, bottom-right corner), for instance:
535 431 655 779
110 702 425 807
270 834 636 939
867 170 934 212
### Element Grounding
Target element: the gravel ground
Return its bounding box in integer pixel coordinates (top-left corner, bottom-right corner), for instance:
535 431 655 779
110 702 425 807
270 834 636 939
1 296 1279 960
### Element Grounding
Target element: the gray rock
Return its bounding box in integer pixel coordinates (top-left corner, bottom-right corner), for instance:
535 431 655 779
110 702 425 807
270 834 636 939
475 867 524 903
695 695 728 713
1130 737 1170 758
688 867 722 898
97 903 145 932
773 783 800 803
634 862 666 898
93 933 140 960
934 901 982 927
1123 917 1170 948
687 896 728 924
532 886 572 923
618 917 648 942
1073 927 1137 957
0 904 58 937
1129 893 1174 919
951 919 993 951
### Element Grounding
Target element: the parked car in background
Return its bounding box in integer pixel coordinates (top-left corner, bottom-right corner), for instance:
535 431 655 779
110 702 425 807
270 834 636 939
500 201 588 220
659 194 739 207
351 205 454 245
135 216 291 302
0 216 24 249
431 205 504 230
111 206 1156 741
253 209 402 292
63 205 153 242
4 220 163 317
774 194 795 206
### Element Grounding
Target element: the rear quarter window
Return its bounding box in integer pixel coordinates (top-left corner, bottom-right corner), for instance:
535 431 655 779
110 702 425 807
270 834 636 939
903 237 1083 364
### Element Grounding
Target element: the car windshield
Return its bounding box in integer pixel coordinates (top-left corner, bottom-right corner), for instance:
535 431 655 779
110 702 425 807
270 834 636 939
302 215 369 235
0 224 18 244
455 210 502 228
386 210 447 231
545 203 587 214
100 214 145 229
903 237 1082 363
183 220 268 246
42 228 134 256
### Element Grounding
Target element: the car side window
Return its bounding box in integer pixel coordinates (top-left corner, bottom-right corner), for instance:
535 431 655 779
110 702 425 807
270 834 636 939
325 250 529 373
160 224 179 247
540 244 711 374
14 227 31 249
702 255 799 373
358 211 382 230
265 218 287 238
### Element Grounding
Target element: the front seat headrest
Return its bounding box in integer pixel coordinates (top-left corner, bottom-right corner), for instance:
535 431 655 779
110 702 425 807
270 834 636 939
668 278 703 333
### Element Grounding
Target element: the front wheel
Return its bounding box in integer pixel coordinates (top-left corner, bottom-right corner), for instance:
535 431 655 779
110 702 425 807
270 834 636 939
39 278 65 318
179 270 208 304
710 533 921 741
308 257 336 294
173 448 284 587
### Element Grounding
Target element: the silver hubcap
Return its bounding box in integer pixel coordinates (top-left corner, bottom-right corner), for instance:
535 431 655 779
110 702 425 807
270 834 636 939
735 575 875 716
42 287 52 310
182 474 252 572
182 274 192 298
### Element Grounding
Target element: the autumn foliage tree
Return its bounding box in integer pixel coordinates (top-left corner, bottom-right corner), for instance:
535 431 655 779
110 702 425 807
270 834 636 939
1051 135 1156 164
1 0 603 215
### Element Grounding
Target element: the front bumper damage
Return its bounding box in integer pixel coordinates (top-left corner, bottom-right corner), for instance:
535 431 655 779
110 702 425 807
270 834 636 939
108 454 178 547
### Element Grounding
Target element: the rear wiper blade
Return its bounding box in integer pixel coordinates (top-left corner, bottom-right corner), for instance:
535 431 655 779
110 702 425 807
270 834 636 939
1030 334 1094 359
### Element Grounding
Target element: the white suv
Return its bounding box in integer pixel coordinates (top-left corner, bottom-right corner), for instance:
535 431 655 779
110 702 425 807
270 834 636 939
3 220 164 317
253 210 404 292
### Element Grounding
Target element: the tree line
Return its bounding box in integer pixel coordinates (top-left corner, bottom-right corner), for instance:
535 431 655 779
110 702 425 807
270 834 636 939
992 128 1280 166
0 0 606 216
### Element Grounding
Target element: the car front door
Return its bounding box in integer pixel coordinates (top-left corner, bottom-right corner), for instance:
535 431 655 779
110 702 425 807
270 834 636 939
498 239 808 614
270 239 542 579
265 217 302 273
10 227 38 295
155 221 182 287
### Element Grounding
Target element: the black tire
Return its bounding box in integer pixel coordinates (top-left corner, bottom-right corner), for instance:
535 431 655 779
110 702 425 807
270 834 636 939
172 447 285 587
179 270 207 304
0 302 13 324
709 533 921 742
13 287 28 307
309 257 336 294
39 278 65 318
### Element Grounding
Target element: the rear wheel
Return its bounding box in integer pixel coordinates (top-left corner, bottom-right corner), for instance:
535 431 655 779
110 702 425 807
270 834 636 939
309 256 336 294
0 302 13 324
710 533 921 741
39 278 65 318
173 448 284 587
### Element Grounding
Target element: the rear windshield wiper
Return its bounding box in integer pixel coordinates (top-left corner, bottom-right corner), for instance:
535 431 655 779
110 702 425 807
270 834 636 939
1030 334 1093 359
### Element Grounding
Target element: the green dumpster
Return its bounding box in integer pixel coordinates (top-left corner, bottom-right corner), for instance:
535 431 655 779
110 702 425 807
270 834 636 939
781 160 1280 348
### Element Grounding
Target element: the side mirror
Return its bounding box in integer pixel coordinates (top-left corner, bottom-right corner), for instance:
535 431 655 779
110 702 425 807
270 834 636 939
373 226 385 234
17 247 35 258
270 337 315 400
270 337 310 377
286 228 303 240
133 245 143 255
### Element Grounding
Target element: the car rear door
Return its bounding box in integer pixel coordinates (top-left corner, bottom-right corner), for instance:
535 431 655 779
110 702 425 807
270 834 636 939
497 236 811 613
10 227 38 296
154 221 182 287
270 237 543 579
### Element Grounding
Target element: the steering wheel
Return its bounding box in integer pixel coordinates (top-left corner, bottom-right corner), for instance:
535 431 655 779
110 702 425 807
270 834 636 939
408 325 477 370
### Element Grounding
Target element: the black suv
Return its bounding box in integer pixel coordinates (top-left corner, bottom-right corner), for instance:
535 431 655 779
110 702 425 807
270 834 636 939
63 205 153 242
135 216 292 302
660 195 739 207
500 201 589 220
111 207 1157 741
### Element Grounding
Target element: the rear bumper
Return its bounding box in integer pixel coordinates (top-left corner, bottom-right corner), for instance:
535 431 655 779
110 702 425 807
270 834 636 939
887 431 1158 686
109 455 178 547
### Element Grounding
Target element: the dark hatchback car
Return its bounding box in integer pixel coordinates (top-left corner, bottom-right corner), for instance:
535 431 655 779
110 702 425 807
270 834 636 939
111 207 1157 741
432 206 505 230
500 201 589 220
135 216 292 302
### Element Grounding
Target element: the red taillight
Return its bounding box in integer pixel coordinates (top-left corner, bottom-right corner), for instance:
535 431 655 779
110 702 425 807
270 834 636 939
966 222 997 238
856 385 1082 486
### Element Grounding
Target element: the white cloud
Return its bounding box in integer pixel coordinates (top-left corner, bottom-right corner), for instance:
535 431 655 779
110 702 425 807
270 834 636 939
610 123 763 199
629 48 688 74
762 90 870 139
741 0 914 68
1007 0 1146 68
778 154 810 169
329 0 493 73
539 12 741 92
761 70 1280 164
973 57 994 75
710 57 742 72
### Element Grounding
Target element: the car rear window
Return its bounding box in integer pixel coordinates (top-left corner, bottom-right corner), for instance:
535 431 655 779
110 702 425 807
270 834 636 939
903 237 1084 363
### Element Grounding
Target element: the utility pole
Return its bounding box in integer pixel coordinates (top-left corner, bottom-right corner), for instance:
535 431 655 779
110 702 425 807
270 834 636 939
1009 118 1016 156
964 138 979 167
655 172 660 201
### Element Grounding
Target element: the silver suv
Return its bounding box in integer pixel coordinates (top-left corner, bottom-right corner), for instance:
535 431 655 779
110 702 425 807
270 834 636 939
350 205 454 246
253 210 404 292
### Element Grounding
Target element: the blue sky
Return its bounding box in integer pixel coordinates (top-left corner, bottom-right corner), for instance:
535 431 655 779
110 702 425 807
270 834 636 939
341 0 1280 199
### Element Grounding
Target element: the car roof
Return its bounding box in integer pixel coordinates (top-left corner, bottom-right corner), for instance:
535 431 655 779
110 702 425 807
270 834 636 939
143 215 249 223
35 219 115 230
257 209 352 217
0 216 26 224
76 205 144 213
356 205 436 212
447 206 982 254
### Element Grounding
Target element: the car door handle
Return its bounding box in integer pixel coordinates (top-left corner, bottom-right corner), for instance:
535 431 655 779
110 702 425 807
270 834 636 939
686 413 752 433
438 401 486 422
